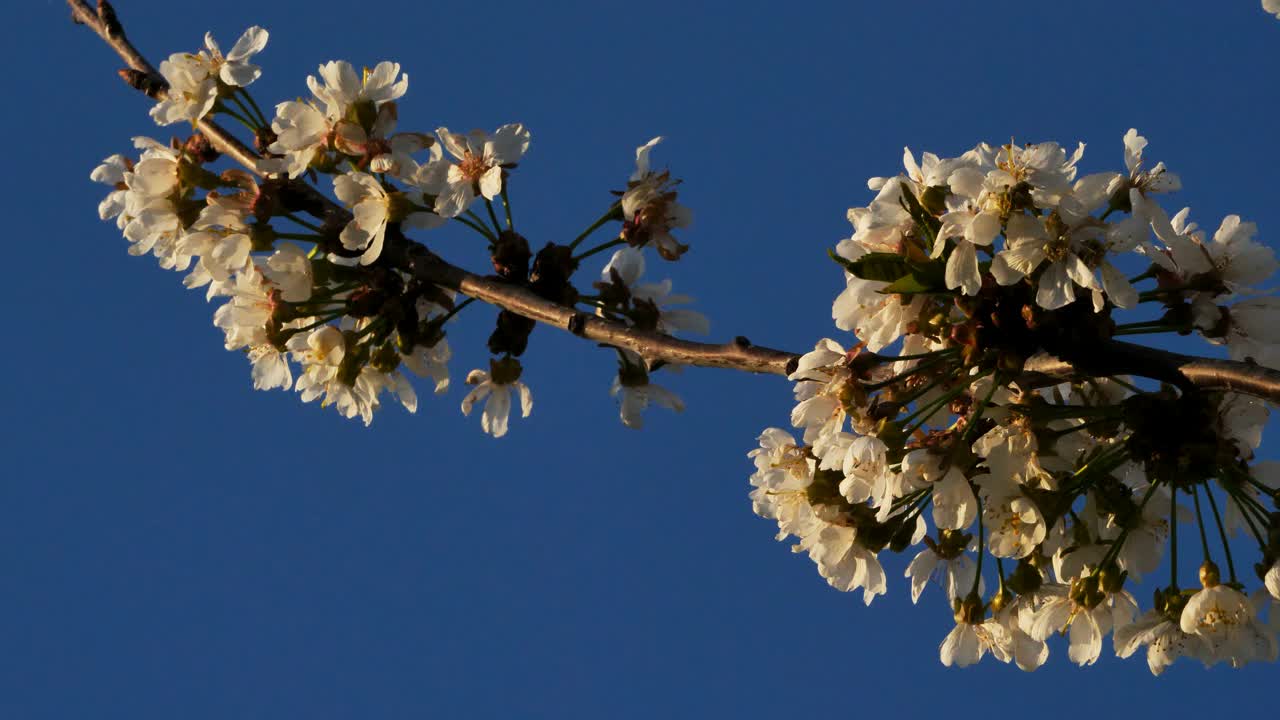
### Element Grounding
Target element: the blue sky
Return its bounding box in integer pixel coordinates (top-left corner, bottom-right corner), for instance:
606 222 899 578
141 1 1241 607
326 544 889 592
4 0 1278 717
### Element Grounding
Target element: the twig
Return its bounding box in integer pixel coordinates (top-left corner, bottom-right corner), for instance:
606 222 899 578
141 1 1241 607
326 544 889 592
66 0 1280 398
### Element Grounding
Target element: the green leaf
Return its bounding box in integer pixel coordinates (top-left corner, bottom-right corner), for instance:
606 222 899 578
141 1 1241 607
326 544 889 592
880 273 933 294
828 250 913 282
898 181 942 249
879 260 948 295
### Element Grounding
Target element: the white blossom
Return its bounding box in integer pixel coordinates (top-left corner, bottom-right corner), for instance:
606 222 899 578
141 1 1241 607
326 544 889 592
600 248 709 335
461 364 533 438
419 125 530 218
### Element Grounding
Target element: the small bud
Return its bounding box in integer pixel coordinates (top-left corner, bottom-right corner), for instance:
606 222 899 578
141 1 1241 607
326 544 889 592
1199 561 1221 588
1006 558 1042 595
989 587 1013 613
1098 565 1127 594
371 342 401 373
490 230 532 281
182 133 220 164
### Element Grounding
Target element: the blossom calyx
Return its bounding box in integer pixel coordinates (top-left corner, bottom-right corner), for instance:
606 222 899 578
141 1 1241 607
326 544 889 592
1005 558 1044 595
490 230 531 281
487 356 523 385
953 592 985 624
1199 561 1221 589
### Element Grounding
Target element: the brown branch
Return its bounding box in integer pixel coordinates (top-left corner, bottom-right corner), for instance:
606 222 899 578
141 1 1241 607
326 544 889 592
67 0 1280 400
69 0 264 174
406 250 799 375
1024 341 1280 400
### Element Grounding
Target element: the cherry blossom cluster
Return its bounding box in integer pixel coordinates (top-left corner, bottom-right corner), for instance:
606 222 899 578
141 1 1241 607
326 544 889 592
92 26 705 434
750 132 1280 673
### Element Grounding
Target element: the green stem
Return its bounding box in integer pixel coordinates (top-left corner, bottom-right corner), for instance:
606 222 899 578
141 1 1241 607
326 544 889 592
216 102 257 132
237 87 271 127
971 495 985 597
864 353 956 391
1191 485 1213 567
574 237 627 263
1105 376 1143 394
228 92 262 130
1224 485 1269 551
958 372 1002 445
500 185 514 230
1239 471 1280 499
453 215 497 242
283 213 324 234
569 203 622 250
1114 320 1171 331
884 348 959 363
438 297 476 324
1100 481 1159 569
1048 417 1116 439
485 198 503 236
287 312 344 335
1113 326 1178 337
1170 485 1179 588
1203 486 1237 584
900 376 986 439
1063 442 1130 495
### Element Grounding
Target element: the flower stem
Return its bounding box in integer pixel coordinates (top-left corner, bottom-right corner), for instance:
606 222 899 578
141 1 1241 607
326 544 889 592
1100 481 1159 569
1105 376 1143 394
1170 486 1179 588
574 237 627 263
216 101 258 132
1113 326 1178 337
958 372 1002 445
1204 485 1237 583
884 348 959 362
453 214 496 243
863 353 956 391
900 378 979 438
237 87 271 127
569 203 622 250
282 213 324 233
971 496 985 597
1191 485 1214 567
1224 485 1268 551
228 92 263 131
485 198 503 236
438 297 476 324
500 186 514 230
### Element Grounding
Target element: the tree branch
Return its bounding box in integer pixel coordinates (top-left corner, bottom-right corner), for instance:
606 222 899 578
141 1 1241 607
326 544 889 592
406 249 799 375
1023 341 1280 400
68 0 1280 401
69 0 263 175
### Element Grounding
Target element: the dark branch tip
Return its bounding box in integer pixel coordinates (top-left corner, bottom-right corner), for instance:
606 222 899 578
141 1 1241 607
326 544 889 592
97 0 123 37
784 356 800 376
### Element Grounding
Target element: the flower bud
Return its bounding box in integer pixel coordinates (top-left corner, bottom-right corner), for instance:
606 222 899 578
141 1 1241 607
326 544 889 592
989 587 1013 613
1006 558 1043 595
371 342 401 373
1199 561 1221 588
1097 565 1127 594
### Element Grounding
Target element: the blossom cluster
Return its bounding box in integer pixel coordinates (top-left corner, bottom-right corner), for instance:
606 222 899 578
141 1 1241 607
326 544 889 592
750 132 1280 672
93 27 705 435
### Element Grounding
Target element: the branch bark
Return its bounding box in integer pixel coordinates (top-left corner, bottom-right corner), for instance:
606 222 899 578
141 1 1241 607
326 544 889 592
68 0 1280 402
70 0 264 175
1023 341 1280 400
406 250 799 374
